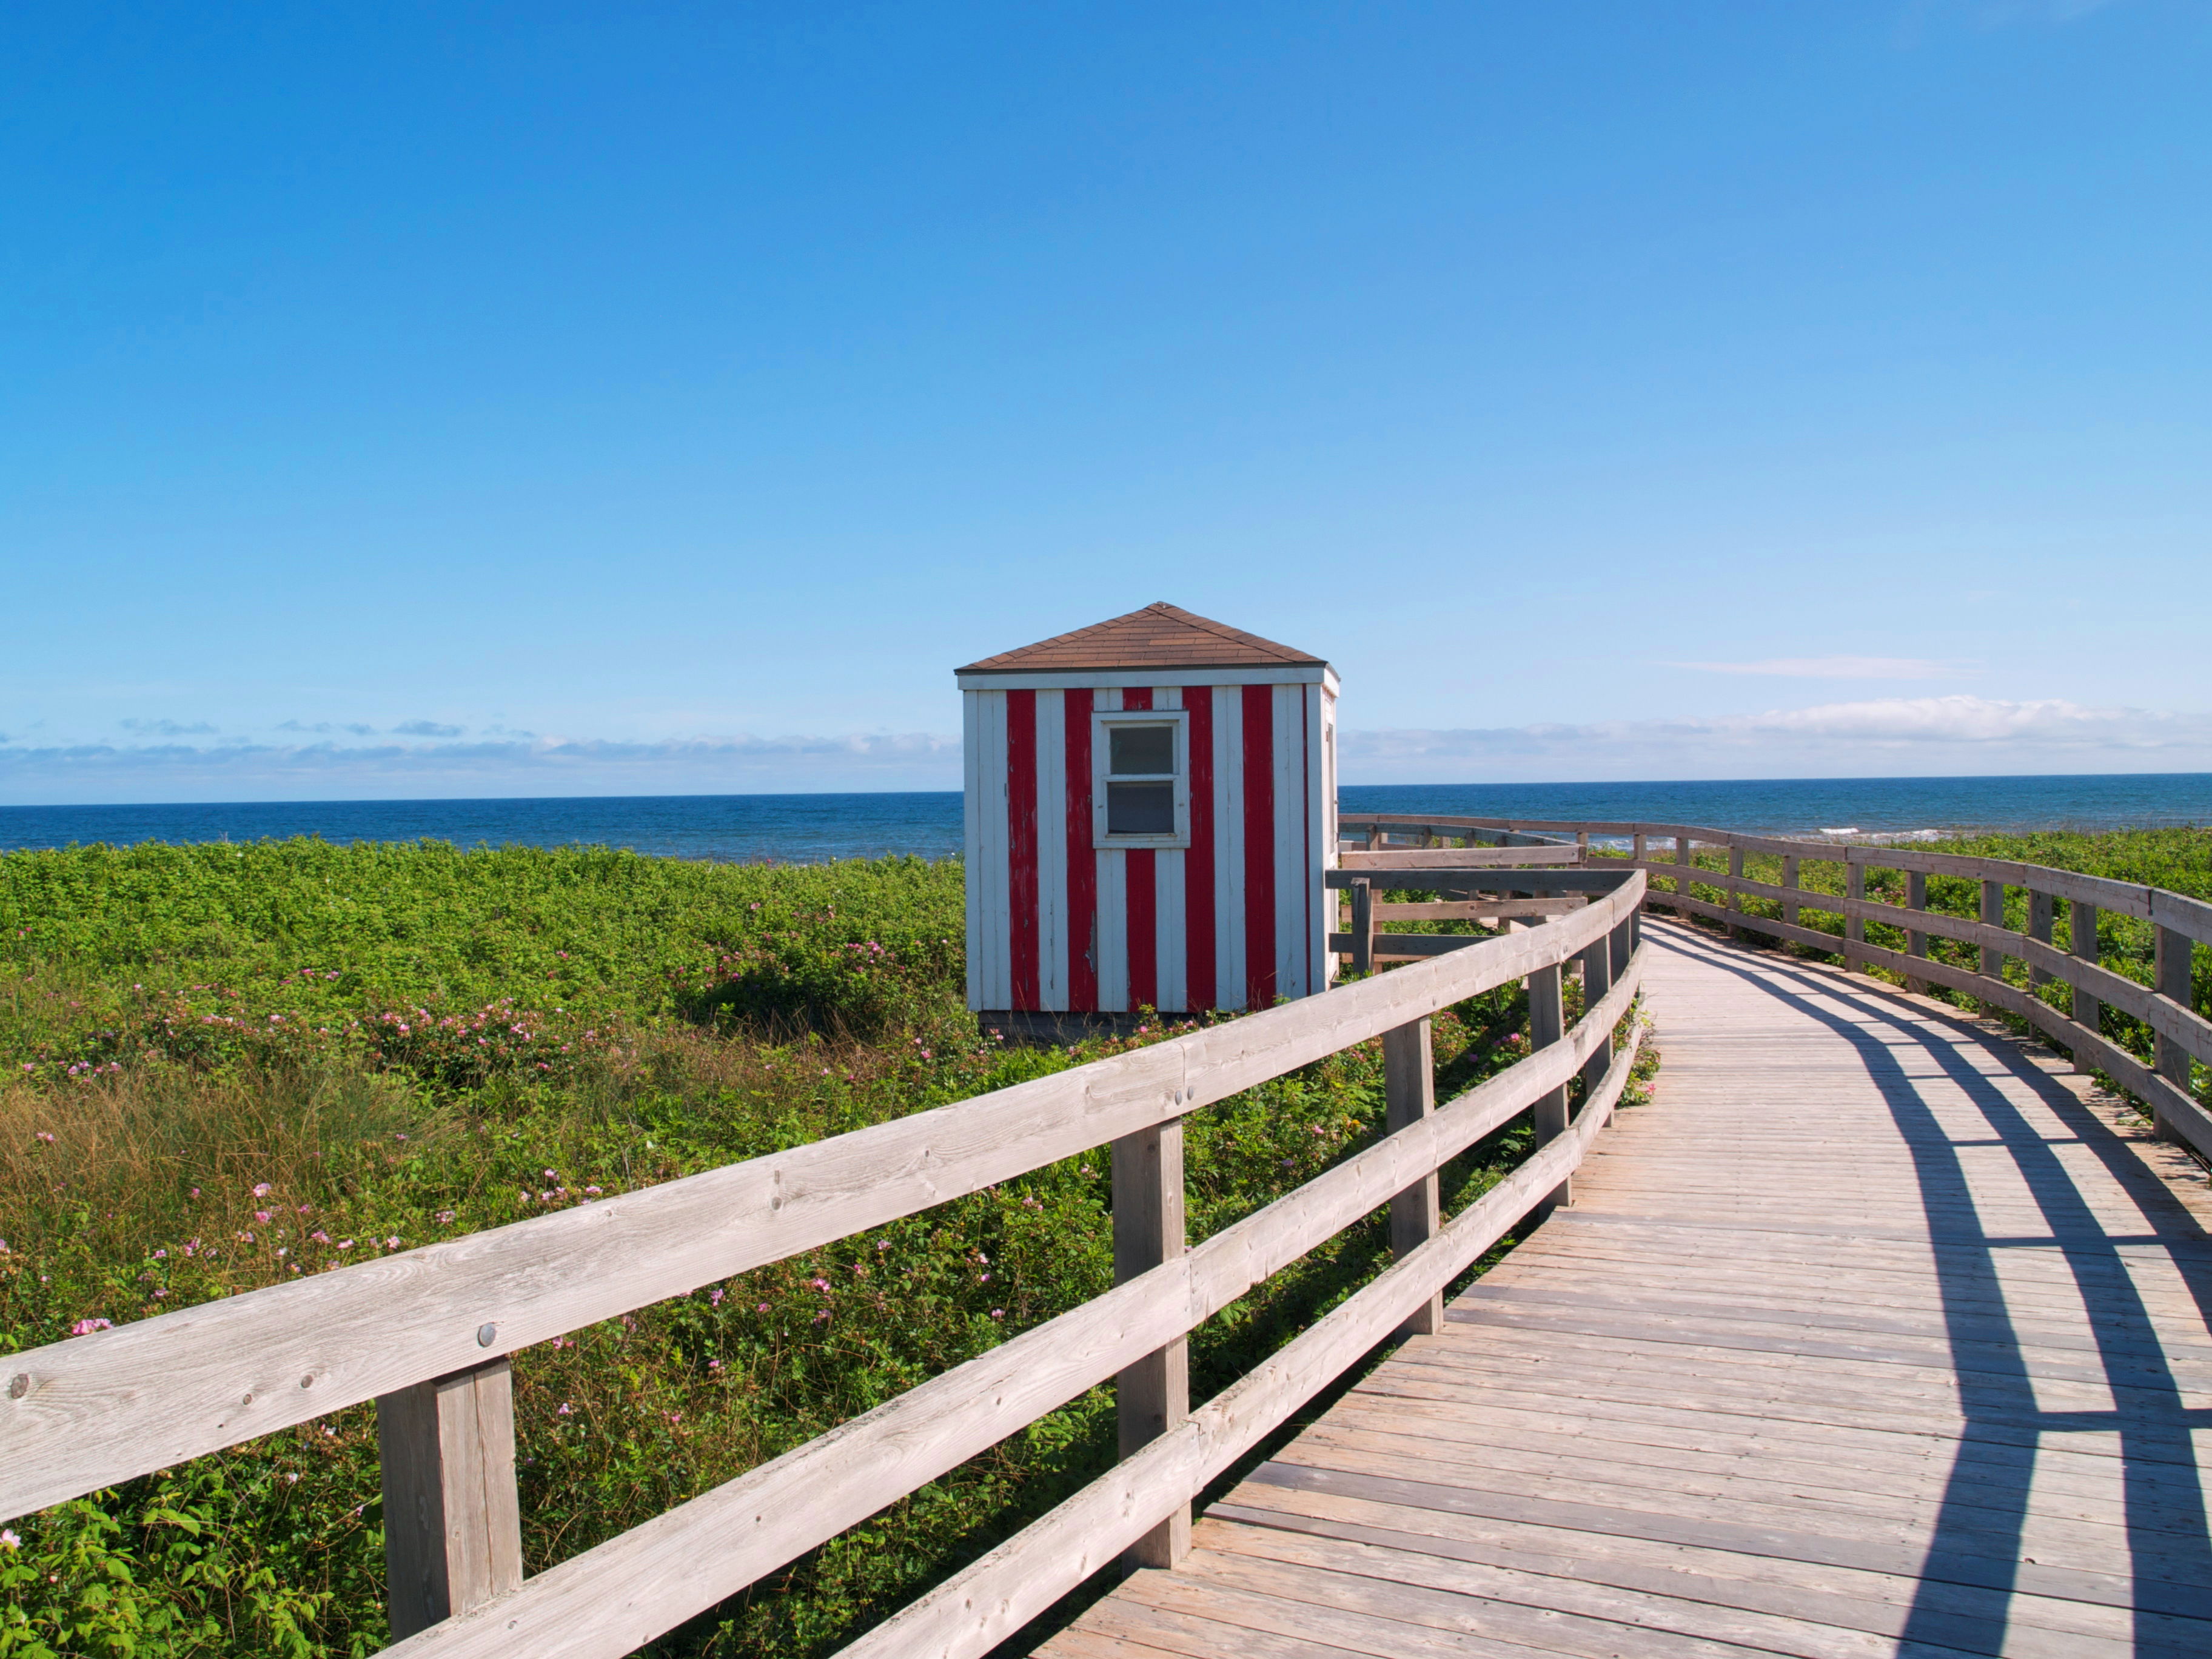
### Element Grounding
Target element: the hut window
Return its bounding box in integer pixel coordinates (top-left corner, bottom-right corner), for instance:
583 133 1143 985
1092 709 1190 848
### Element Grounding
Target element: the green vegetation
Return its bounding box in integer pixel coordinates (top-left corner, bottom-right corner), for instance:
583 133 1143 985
0 839 1636 1658
1612 826 2212 1112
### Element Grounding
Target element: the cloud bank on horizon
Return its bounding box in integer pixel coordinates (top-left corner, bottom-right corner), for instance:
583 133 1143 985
4 695 2207 804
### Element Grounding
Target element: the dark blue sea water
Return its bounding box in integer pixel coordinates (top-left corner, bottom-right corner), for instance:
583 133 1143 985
2 774 2207 862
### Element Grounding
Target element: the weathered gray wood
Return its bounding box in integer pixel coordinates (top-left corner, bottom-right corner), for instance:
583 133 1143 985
1903 871 1928 995
2155 923 2196 1144
1030 919 2212 1659
2072 899 2102 1074
1726 845 1745 939
1579 935 1613 1111
1328 932 1483 962
378 1358 523 1640
1383 1019 1443 1337
1843 862 1865 971
835 1026 1643 1659
377 946 1647 1658
1978 877 2005 982
1116 1120 1191 1569
998 918 2212 1657
1339 846 1583 871
1372 899 1583 922
1636 863 2212 1078
1348 879 1373 976
1326 868 1637 895
1527 964 1569 1219
1779 855 1799 929
2027 889 2056 987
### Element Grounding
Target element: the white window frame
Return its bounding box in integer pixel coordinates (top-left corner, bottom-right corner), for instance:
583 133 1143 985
1091 709 1190 850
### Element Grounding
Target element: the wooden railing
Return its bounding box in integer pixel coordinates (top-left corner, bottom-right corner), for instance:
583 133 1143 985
0 861 1646 1658
1347 811 2212 1163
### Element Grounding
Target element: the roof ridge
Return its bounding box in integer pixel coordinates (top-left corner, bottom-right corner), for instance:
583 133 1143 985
954 603 1325 675
1152 602 1300 663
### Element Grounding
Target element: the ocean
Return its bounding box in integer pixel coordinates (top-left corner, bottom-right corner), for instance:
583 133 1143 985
2 774 2207 863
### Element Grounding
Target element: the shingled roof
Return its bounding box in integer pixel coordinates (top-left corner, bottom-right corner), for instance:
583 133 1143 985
956 603 1326 675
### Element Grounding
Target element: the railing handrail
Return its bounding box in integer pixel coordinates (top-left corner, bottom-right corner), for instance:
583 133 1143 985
1455 816 2211 1162
2 865 1648 1659
1339 812 2212 942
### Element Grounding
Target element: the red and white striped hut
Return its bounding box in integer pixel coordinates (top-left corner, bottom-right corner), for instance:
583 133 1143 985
957 602 1339 1030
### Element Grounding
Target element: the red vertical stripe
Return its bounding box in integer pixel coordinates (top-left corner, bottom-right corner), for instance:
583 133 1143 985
1127 850 1157 1010
1064 689 1098 1011
1007 688 1039 1010
1184 686 1215 1010
1242 684 1276 1010
1119 688 1155 1010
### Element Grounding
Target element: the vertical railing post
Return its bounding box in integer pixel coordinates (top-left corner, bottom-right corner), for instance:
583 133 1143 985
1528 963 1570 1219
2155 925 2195 1144
1632 831 1647 866
1610 912 1632 984
1350 879 1374 975
1726 844 1745 939
1844 858 1865 973
2027 890 2056 987
1580 933 1614 1113
1365 823 1383 852
378 1357 524 1641
1113 1118 1188 1569
1979 880 2006 995
1575 830 1590 864
1906 872 1929 996
1675 837 1694 917
2071 900 2101 1073
1781 854 1800 928
1383 1018 1443 1336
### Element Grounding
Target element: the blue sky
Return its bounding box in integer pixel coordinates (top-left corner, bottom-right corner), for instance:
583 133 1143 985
3 2 2208 803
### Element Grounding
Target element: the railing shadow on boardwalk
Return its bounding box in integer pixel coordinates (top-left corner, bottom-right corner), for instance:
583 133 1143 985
1651 928 2212 1657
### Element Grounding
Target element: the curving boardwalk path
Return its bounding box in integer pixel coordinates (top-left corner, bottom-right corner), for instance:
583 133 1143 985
1036 919 2212 1659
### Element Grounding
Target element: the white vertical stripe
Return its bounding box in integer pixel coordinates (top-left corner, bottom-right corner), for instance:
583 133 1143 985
977 690 1012 1010
1036 688 1068 1011
1321 686 1338 868
1213 685 1245 1010
1305 682 1329 994
962 690 984 1011
1096 848 1128 1013
1155 847 1186 1014
1273 683 1304 1000
1318 685 1338 985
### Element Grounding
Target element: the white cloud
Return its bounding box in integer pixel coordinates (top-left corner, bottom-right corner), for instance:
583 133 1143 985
1666 656 1962 680
8 696 2208 803
0 731 963 804
1342 696 2212 782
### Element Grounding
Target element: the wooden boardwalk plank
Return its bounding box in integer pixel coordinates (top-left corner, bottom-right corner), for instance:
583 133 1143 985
1033 921 2212 1659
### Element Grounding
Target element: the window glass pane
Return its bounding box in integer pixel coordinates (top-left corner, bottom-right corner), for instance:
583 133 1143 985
1108 724 1175 776
1106 781 1176 835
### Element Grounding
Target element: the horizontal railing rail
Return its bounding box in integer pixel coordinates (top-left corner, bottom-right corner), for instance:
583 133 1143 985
2 862 1647 1658
1362 814 2210 1161
1338 814 1572 853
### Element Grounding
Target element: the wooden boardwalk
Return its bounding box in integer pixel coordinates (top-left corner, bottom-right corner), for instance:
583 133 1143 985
1036 919 2212 1659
